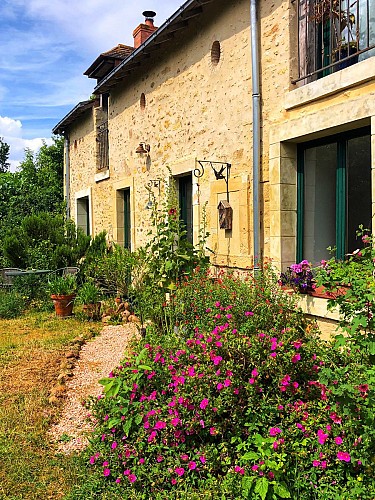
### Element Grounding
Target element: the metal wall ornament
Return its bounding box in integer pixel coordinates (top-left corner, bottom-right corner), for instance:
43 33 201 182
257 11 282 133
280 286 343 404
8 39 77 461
145 179 161 209
194 160 231 202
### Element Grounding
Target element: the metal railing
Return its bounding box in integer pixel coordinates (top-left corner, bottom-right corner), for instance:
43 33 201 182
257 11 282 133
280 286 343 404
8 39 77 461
294 0 374 84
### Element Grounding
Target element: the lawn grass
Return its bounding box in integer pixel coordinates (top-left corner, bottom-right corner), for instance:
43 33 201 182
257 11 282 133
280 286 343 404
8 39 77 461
0 311 103 499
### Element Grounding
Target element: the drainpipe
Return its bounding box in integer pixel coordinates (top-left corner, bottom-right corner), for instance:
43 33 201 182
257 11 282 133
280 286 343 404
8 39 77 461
64 135 70 219
250 0 261 270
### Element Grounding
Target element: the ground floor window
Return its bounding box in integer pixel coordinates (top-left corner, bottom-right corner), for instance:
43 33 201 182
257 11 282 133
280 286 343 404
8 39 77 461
176 174 193 244
123 188 131 250
297 127 371 263
76 196 90 236
116 188 131 249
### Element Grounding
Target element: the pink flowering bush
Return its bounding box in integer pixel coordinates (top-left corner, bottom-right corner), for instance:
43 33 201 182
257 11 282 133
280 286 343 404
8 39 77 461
70 267 374 499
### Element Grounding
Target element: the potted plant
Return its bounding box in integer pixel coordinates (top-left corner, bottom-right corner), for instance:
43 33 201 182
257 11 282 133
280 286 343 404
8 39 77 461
76 280 102 320
48 274 77 318
279 260 316 294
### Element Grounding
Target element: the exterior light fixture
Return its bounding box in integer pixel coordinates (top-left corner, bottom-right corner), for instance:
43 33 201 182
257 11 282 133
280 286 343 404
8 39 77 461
194 160 231 202
136 142 150 154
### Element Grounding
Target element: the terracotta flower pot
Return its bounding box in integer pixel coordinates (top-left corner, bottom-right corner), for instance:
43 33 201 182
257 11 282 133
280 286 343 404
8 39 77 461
51 294 76 318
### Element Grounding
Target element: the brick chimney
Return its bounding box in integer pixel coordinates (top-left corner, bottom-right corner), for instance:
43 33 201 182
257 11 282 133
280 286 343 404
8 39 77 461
133 11 158 49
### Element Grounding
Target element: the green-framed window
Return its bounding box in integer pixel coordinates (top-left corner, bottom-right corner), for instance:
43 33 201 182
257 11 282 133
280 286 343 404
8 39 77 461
177 174 193 244
297 127 371 263
123 188 131 250
76 196 90 236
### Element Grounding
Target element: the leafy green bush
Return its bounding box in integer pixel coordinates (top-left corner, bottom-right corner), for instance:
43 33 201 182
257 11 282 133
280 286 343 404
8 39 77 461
0 290 25 318
12 274 51 309
47 275 77 296
73 267 374 499
2 214 90 270
76 280 102 305
316 226 375 357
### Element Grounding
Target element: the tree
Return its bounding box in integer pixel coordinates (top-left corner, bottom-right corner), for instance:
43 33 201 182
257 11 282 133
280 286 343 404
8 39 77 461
0 137 10 173
0 136 66 266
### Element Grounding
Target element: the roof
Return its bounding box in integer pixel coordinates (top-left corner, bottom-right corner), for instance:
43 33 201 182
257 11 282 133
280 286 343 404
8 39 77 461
52 99 98 136
52 0 215 135
94 0 215 94
84 44 134 81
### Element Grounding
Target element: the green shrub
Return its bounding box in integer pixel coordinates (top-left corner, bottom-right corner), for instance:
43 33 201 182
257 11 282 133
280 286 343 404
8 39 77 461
0 290 25 318
47 275 77 296
76 280 102 305
73 267 374 499
2 213 90 270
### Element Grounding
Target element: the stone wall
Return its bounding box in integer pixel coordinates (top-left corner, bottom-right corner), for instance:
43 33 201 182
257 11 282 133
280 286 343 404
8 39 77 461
67 0 255 268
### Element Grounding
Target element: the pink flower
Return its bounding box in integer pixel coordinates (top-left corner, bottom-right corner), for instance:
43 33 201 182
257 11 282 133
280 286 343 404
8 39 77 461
155 421 166 430
329 412 342 424
269 427 282 437
251 369 258 377
269 352 277 358
200 398 209 410
171 478 177 485
209 427 217 435
175 467 185 476
139 458 145 464
148 431 157 442
245 311 254 316
111 441 118 450
224 379 231 387
89 456 96 464
321 461 327 469
234 465 245 475
337 451 351 462
188 461 197 470
213 356 223 366
251 465 259 471
249 378 255 385
317 429 329 445
123 469 130 476
291 353 301 363
293 341 302 349
217 382 224 390
115 478 121 484
103 468 111 477
199 456 206 464
313 460 320 467
156 455 164 462
128 474 137 483
171 417 180 427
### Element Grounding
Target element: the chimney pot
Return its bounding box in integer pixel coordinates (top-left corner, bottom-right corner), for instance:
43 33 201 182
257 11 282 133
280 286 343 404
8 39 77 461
133 11 157 48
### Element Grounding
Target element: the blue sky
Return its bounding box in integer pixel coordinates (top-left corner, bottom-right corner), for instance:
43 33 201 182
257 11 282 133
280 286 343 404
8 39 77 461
0 0 183 169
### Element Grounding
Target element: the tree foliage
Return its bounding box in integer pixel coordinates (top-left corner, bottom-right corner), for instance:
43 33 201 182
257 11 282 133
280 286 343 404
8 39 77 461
0 137 10 173
0 137 65 265
0 137 64 230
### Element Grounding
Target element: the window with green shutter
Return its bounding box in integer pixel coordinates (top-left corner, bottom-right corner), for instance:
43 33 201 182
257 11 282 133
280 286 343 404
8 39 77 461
297 127 371 263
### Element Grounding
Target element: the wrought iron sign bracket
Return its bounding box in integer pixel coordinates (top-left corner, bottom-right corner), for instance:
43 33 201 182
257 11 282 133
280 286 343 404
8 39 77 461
194 160 231 202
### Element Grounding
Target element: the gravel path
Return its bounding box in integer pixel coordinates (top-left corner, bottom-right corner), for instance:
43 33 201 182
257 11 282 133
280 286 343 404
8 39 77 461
49 324 138 454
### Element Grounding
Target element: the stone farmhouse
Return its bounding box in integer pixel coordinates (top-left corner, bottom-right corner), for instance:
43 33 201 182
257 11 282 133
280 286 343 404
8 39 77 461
53 0 374 281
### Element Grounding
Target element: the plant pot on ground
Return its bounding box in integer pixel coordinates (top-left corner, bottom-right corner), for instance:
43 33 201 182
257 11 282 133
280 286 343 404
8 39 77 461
76 281 102 320
48 275 77 318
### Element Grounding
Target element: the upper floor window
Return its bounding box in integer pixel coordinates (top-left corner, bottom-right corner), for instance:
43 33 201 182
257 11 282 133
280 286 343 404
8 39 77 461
96 121 109 171
295 0 375 85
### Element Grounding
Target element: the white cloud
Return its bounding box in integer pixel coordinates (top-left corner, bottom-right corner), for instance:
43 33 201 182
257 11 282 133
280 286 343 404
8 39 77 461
0 116 52 172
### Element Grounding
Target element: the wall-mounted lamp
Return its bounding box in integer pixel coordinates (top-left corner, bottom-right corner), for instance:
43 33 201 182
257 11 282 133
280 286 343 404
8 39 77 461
145 179 161 209
194 160 231 202
136 142 151 154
